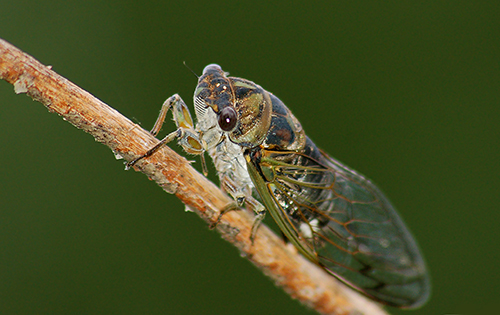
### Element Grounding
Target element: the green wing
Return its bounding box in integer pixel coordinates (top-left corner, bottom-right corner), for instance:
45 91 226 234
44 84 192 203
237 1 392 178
245 143 430 308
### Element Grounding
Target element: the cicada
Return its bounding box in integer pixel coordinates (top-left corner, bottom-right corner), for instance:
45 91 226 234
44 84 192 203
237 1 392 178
127 64 430 308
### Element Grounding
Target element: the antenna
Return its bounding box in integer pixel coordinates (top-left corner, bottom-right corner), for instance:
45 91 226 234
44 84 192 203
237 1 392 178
183 61 199 78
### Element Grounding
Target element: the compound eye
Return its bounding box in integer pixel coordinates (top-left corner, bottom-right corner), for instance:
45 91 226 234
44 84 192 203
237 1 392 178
218 107 238 131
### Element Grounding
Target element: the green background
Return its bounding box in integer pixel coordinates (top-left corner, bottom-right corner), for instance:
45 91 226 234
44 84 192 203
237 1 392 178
1 1 498 314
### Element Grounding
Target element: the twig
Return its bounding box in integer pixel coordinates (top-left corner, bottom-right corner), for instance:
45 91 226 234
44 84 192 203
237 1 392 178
0 38 389 315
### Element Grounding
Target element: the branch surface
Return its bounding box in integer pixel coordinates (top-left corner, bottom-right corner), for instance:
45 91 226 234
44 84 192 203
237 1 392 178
0 38 389 315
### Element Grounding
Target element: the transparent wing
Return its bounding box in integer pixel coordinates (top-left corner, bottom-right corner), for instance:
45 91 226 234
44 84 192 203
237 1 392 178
245 142 430 308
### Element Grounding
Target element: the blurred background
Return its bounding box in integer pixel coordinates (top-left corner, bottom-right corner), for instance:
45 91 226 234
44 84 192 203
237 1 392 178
1 1 498 314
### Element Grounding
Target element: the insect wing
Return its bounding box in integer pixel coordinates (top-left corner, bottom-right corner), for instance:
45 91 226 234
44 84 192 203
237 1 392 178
245 145 430 308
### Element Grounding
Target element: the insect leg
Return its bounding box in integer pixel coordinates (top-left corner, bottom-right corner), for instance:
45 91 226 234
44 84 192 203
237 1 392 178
220 176 246 207
126 94 204 169
208 175 243 229
208 202 239 229
218 175 267 242
209 190 266 243
246 196 266 243
151 94 195 135
126 129 182 169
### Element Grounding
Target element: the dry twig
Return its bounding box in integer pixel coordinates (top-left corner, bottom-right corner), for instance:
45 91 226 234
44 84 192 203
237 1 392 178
0 38 389 315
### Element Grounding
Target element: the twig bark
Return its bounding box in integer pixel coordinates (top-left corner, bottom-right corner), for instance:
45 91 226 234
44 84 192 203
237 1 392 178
0 38 389 315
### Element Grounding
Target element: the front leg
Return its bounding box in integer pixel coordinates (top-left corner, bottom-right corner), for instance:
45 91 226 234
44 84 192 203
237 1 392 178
126 94 204 169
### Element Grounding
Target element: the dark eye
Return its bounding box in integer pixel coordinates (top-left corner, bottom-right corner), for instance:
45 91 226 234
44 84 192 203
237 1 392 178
218 107 238 131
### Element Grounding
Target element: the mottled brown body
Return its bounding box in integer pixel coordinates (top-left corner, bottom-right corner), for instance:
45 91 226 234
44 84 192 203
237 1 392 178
128 64 430 308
